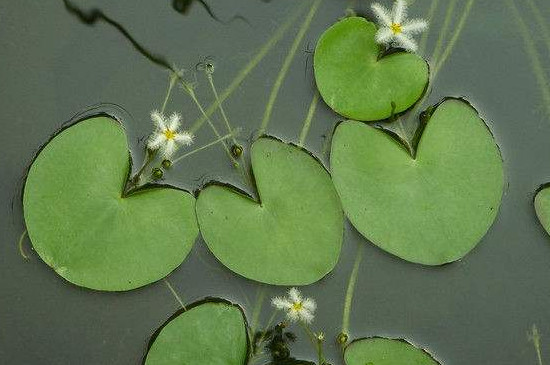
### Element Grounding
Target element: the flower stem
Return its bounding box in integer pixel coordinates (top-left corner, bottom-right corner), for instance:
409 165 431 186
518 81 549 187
256 0 323 138
161 72 179 113
206 72 238 146
299 321 325 365
342 245 363 339
171 132 235 165
181 82 237 166
130 149 156 186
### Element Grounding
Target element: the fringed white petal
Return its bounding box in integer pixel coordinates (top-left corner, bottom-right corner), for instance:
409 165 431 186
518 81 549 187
393 0 408 25
395 33 418 51
402 18 428 34
168 112 182 131
272 296 292 310
174 131 194 146
161 139 177 158
302 298 317 313
371 3 393 27
147 133 165 150
150 110 166 129
288 288 302 303
299 309 314 324
287 309 301 323
375 27 395 45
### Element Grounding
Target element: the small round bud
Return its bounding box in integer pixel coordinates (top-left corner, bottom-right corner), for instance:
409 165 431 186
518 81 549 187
317 332 325 342
152 167 164 180
231 144 243 158
162 159 172 169
337 332 348 345
205 63 215 74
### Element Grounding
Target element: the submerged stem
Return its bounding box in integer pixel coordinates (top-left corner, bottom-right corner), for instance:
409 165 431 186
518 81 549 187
342 245 363 338
163 278 186 310
430 0 457 65
529 324 543 365
526 0 550 57
418 0 439 54
508 0 550 118
298 92 320 146
18 230 29 261
432 0 475 78
256 0 323 138
190 0 309 134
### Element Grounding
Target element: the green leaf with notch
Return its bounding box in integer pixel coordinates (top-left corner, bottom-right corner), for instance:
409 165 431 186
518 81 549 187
23 116 198 291
330 99 504 265
314 17 429 122
196 137 343 285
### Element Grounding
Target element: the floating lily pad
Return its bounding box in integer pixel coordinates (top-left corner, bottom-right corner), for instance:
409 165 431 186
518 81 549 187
331 99 504 265
344 337 440 365
23 115 198 291
534 186 550 235
314 16 429 121
145 299 249 365
196 137 343 285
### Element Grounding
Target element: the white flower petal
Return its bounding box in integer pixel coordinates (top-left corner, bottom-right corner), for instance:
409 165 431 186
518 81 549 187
168 112 182 131
395 33 418 52
393 0 408 25
299 309 314 324
161 139 177 158
287 309 300 322
272 296 292 310
371 3 393 27
174 131 194 146
375 27 395 45
151 110 166 129
302 298 317 313
402 18 428 34
288 288 302 303
147 133 165 150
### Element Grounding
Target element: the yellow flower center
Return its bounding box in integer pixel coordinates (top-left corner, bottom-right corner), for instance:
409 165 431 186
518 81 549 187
164 129 176 140
391 23 402 34
292 302 303 311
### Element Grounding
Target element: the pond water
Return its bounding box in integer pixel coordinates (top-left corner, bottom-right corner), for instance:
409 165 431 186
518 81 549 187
1 0 550 364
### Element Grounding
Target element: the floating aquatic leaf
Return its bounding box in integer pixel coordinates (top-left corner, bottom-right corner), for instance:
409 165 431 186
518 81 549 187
344 337 440 365
196 137 343 285
314 17 429 121
23 116 198 291
330 99 504 265
145 299 249 365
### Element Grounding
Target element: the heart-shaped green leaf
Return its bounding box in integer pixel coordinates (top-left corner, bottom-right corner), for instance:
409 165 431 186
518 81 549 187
314 16 429 121
534 187 550 235
145 299 249 365
344 338 440 365
331 99 504 265
23 116 198 291
196 137 343 285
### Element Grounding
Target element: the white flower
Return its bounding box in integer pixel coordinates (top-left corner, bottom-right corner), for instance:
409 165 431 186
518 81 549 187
371 0 428 52
271 287 316 323
147 110 193 159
